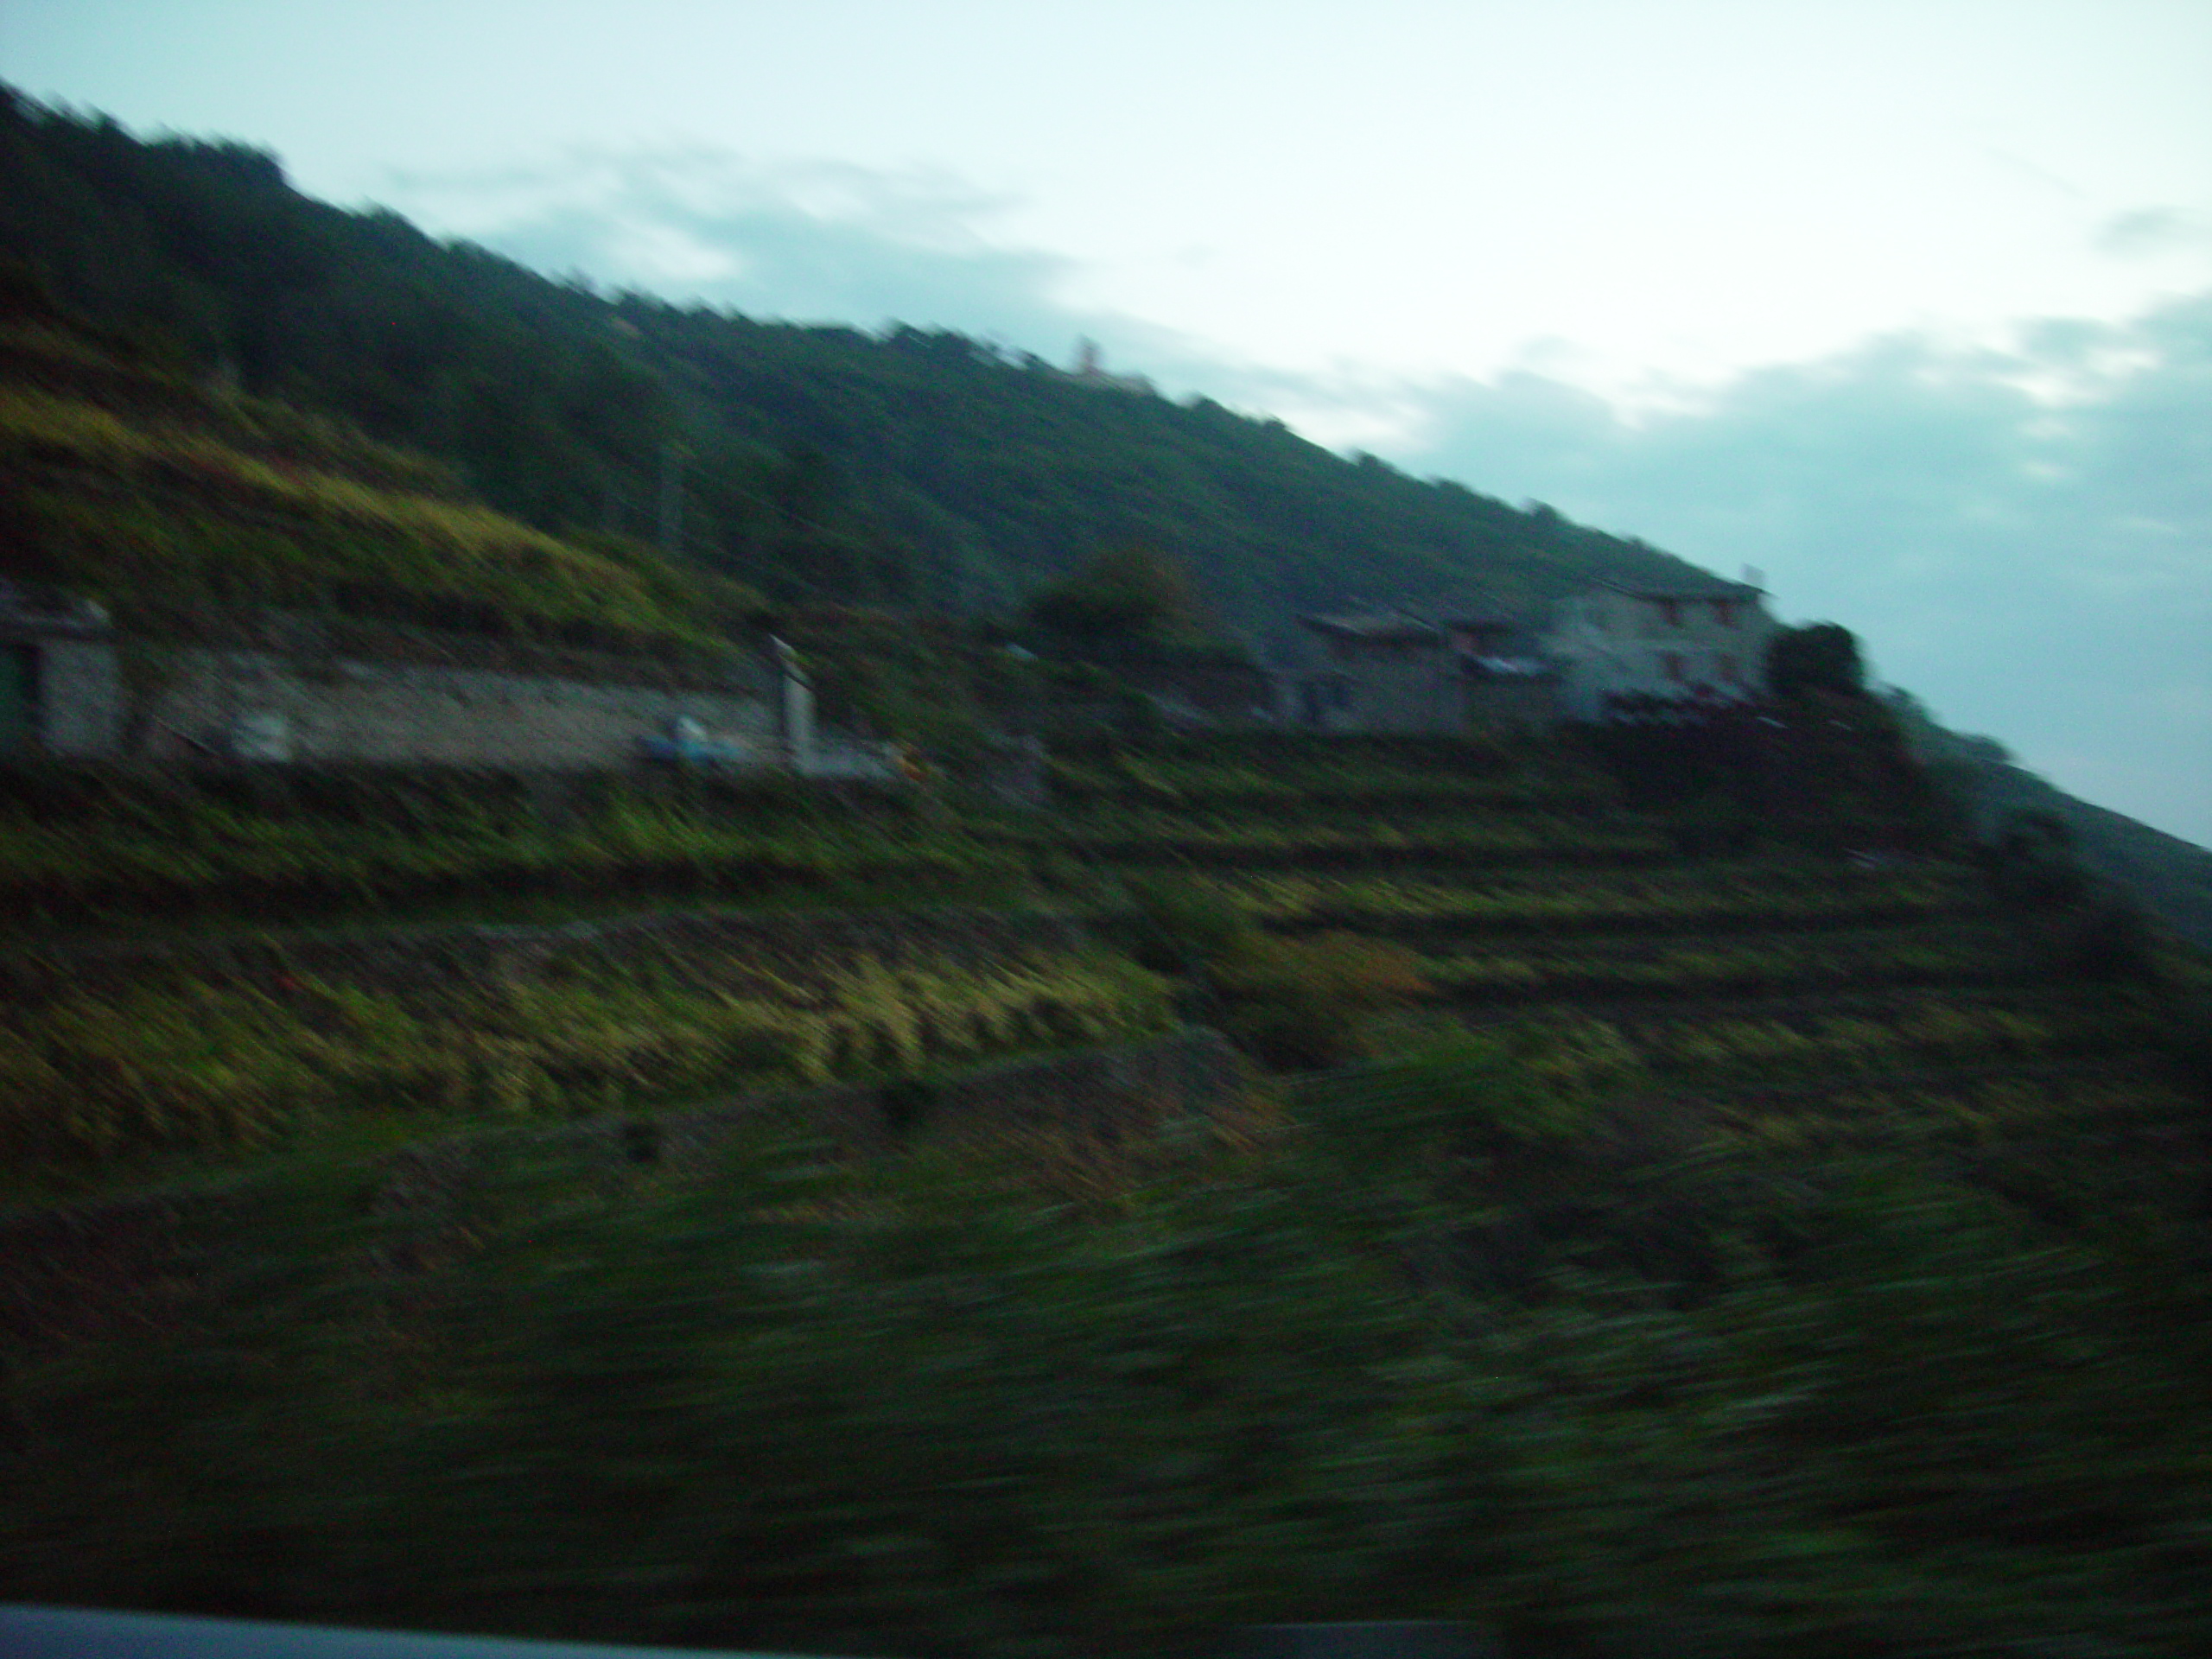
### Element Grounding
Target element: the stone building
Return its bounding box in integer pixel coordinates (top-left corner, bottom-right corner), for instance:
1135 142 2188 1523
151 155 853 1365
1272 575 1777 738
1276 608 1554 737
1284 610 1460 734
1540 576 1778 720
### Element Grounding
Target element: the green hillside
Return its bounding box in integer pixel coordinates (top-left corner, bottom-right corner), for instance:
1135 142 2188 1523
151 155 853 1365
0 86 1726 632
1881 696 2212 949
1941 760 2212 951
0 308 745 655
8 728 2209 1656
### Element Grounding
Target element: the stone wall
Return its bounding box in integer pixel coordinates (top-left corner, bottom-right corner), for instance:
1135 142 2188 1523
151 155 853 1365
136 645 776 770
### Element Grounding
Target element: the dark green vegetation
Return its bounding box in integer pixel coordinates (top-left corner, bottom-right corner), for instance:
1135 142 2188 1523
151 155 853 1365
0 289 755 654
1053 727 2198 1093
9 723 2210 1658
0 766 1027 937
0 86 1719 632
7 1065 2206 1659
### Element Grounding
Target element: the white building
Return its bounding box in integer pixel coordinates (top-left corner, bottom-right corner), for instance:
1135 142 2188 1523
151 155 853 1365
1541 577 1778 720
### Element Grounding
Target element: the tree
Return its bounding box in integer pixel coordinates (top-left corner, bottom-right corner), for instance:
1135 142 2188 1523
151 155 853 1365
1766 621 1865 699
1023 543 1201 657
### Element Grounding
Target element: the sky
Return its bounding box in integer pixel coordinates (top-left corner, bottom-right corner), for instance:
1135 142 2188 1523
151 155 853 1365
6 0 2209 843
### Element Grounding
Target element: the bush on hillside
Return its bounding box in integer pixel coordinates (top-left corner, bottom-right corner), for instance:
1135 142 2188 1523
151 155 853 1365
1984 810 2090 910
1766 620 1866 700
1214 930 1430 1069
1022 543 1206 658
1113 870 1260 973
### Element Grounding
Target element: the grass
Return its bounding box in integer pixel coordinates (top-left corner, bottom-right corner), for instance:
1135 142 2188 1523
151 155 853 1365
0 944 1173 1204
0 778 1033 935
3 383 725 647
1198 859 1986 935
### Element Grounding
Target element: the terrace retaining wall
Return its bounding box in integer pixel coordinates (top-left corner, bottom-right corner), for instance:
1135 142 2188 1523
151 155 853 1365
0 905 1094 1009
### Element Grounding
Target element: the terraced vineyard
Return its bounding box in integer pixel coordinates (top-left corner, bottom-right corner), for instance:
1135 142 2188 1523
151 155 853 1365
1039 732 2190 1152
1211 861 1985 934
0 938 1169 1176
990 804 1673 868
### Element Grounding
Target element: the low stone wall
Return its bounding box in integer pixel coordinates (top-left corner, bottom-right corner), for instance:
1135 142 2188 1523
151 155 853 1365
0 1027 1245 1355
137 645 774 769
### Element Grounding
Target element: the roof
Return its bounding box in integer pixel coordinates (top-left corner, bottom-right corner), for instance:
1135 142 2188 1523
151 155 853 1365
1462 654 1554 679
0 579 111 639
1297 610 1445 645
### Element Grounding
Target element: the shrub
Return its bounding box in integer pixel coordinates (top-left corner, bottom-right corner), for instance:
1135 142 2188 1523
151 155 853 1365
1766 620 1866 699
2048 895 2160 984
1214 931 1429 1069
1114 870 1260 972
1984 810 2090 910
1311 1030 1605 1160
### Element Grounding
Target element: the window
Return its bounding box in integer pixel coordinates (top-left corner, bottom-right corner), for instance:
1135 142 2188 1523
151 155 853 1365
1717 654 1739 683
1657 599 1682 629
1714 600 1738 627
1660 652 1686 683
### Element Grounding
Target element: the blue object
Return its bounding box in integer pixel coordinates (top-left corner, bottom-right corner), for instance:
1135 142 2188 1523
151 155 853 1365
0 1606 841 1659
638 734 758 767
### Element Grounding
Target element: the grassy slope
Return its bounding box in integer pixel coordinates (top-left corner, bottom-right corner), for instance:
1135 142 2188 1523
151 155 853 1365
0 320 737 650
7 729 2207 1657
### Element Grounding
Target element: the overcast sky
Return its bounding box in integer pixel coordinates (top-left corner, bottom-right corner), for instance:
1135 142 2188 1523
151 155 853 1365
7 1 2209 843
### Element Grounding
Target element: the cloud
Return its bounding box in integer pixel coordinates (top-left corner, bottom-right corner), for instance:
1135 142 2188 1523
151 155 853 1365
378 145 1217 379
2095 207 2212 257
1382 293 2212 847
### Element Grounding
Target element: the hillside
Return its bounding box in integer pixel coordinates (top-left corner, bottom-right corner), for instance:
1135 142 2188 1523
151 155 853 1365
1880 696 2212 950
1031 732 2193 1138
0 301 746 657
1940 760 2212 951
8 84 2212 1659
0 86 1726 634
6 728 2209 1656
